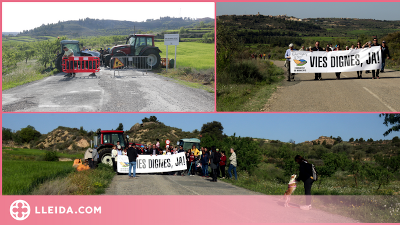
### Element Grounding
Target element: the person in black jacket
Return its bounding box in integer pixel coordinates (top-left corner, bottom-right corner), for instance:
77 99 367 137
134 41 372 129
127 144 138 178
371 38 381 79
381 40 390 72
210 146 220 182
311 41 324 80
295 155 314 210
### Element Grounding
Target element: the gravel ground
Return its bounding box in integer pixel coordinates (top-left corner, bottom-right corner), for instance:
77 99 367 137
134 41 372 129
265 60 400 112
2 68 214 112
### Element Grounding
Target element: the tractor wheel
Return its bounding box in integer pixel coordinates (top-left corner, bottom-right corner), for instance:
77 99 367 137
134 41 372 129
104 55 112 68
110 53 126 69
56 55 63 72
98 148 112 166
141 49 161 69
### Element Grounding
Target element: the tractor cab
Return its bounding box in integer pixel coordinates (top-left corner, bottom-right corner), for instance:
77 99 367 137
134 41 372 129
95 130 130 166
60 40 82 56
178 138 201 151
123 34 155 56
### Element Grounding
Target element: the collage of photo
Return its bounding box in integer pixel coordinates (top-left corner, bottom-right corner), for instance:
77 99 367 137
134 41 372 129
1 2 400 225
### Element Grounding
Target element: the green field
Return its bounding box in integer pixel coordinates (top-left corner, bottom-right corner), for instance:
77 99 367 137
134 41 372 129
155 42 214 70
2 147 114 195
2 147 84 161
2 35 57 44
2 160 74 195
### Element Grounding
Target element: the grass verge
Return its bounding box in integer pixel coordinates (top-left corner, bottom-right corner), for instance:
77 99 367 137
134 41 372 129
2 60 57 91
32 163 115 195
217 60 284 111
158 67 214 93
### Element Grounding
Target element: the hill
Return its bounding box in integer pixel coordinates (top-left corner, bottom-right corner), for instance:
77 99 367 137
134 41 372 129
18 17 214 38
217 14 400 46
126 121 199 146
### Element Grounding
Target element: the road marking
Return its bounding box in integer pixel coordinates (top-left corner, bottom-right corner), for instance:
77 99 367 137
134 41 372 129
363 87 396 112
166 176 200 195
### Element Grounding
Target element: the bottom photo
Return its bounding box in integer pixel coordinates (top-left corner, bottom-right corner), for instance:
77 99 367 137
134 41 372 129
2 113 400 224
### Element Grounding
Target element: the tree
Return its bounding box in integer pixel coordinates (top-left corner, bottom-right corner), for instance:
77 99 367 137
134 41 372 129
2 127 13 141
349 137 354 142
116 123 123 131
149 116 158 122
142 117 150 123
18 125 41 143
380 113 400 136
200 121 224 140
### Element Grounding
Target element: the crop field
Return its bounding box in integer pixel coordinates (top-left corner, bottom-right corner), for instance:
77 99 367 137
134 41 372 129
2 35 56 44
2 160 74 195
2 147 83 195
155 42 214 70
2 147 84 160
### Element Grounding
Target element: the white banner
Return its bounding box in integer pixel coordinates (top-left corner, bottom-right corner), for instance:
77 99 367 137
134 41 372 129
290 46 381 73
117 152 187 174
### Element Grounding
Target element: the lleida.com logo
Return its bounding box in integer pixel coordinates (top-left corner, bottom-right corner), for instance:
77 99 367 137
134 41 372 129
10 200 30 221
293 59 307 66
10 200 101 221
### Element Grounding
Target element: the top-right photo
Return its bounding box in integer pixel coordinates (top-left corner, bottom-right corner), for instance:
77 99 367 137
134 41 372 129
216 2 400 112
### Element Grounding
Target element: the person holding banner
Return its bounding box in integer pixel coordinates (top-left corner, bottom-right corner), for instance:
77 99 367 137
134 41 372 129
111 145 118 172
334 45 342 80
285 43 297 81
311 41 324 80
127 144 138 178
371 38 381 79
355 42 363 79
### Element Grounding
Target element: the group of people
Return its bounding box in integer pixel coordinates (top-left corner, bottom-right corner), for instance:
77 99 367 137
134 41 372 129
251 53 271 60
110 141 239 182
185 146 237 182
84 146 99 169
285 38 390 81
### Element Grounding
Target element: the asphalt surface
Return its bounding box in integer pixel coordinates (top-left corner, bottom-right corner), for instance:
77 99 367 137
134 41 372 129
265 60 400 112
2 68 214 112
104 173 359 223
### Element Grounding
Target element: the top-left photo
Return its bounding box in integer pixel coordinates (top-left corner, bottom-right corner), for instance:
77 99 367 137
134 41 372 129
2 2 215 112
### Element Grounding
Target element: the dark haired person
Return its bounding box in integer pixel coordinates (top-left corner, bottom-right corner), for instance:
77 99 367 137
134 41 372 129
219 151 227 179
210 147 220 182
127 144 138 178
311 41 324 80
371 38 381 79
355 42 363 79
334 45 342 79
381 41 390 72
295 155 314 210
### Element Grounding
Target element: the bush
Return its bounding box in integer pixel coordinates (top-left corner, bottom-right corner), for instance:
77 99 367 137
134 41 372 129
44 151 58 161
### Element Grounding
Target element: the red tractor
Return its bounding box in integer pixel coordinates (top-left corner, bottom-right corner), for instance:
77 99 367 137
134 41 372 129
103 34 161 69
95 130 129 166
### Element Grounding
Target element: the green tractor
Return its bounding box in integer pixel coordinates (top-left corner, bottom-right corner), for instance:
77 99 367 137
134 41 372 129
55 40 100 72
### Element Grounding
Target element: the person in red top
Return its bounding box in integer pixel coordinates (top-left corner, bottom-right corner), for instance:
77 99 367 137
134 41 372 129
219 151 227 179
189 152 196 176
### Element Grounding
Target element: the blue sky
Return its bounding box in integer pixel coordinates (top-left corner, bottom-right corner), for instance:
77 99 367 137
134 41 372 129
2 113 398 143
217 2 400 21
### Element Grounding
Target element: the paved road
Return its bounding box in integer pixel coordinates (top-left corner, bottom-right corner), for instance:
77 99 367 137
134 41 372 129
2 68 214 112
104 174 359 223
265 60 400 112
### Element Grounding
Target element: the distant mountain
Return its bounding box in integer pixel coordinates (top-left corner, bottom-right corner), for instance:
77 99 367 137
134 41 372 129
19 17 214 38
2 32 20 36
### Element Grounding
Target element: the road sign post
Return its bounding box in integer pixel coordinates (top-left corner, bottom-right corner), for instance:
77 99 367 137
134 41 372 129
164 34 179 72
